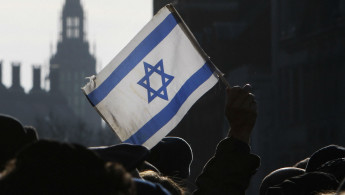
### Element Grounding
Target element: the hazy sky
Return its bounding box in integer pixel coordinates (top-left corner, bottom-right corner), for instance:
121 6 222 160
0 0 153 92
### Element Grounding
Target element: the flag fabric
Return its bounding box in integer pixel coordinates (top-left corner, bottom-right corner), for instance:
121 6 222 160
82 5 219 149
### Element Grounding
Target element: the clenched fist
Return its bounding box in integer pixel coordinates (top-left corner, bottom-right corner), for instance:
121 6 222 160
226 84 257 144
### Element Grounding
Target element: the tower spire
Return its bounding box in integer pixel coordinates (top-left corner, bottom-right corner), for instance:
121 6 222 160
61 0 84 41
50 0 98 128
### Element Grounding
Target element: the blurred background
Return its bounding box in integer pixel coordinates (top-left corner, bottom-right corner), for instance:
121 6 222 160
1 0 345 194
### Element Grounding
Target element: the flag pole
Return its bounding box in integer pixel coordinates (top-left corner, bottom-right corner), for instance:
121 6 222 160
166 4 231 89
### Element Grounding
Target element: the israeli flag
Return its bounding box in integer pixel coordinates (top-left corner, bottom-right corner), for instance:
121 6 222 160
82 5 219 149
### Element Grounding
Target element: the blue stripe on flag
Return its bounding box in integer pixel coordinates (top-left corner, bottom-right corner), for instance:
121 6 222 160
124 63 214 145
87 13 178 106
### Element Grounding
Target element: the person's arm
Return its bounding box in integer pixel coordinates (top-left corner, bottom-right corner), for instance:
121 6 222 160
194 84 260 195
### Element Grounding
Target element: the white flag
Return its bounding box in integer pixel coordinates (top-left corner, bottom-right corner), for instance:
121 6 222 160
82 5 219 149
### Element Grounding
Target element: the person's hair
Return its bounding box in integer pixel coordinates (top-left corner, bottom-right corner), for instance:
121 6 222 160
0 140 135 195
0 115 37 172
140 170 185 195
317 190 345 195
103 162 135 195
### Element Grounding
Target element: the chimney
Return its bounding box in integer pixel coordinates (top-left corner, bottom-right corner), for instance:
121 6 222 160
0 61 4 90
12 63 21 88
32 66 41 90
10 62 24 92
0 61 2 85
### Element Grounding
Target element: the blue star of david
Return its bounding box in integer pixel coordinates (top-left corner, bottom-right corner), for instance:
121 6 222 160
137 59 174 103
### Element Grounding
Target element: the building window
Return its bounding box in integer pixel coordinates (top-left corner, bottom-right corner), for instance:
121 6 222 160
66 17 80 39
67 17 79 27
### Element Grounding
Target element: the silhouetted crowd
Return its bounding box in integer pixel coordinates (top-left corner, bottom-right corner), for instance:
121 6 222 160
1 84 344 194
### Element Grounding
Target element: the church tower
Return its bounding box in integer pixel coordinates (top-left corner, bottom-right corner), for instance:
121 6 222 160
50 0 99 127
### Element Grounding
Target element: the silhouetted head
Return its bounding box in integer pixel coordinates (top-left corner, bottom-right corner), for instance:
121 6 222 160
260 167 305 195
147 137 193 179
0 140 135 194
306 145 345 172
264 172 339 195
89 143 150 172
315 157 345 182
0 114 38 171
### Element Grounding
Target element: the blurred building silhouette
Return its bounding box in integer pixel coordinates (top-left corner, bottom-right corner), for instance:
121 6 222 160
0 0 118 146
156 0 345 194
50 0 99 129
268 0 345 184
0 0 344 193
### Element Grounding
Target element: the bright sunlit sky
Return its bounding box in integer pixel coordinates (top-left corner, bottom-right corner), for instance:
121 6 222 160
0 0 153 92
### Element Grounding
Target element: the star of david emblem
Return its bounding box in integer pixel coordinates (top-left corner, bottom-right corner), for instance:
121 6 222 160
137 59 174 103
